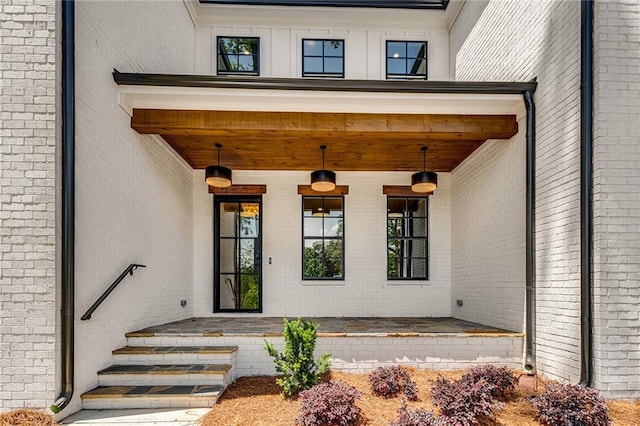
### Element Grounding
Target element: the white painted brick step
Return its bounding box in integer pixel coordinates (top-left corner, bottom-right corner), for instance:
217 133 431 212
97 363 233 386
81 384 223 410
111 345 237 365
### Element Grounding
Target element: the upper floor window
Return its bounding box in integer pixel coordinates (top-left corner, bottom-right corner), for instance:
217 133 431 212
387 197 428 280
302 196 344 279
302 39 344 78
217 36 260 75
386 40 427 80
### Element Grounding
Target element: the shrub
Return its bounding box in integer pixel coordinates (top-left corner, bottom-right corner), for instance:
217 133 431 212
264 317 331 398
430 376 502 426
461 364 518 400
297 381 362 426
390 400 439 426
369 365 419 401
528 382 611 426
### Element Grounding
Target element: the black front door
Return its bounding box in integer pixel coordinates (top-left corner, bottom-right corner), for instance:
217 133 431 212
214 196 262 312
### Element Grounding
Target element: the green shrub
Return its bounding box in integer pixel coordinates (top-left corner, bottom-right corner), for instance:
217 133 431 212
265 317 331 398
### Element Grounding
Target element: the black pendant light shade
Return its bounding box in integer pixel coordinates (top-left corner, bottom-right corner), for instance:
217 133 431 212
411 146 437 193
310 145 336 192
206 143 232 188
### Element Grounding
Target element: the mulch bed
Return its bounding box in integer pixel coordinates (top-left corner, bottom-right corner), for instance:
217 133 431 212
201 369 640 426
0 408 57 426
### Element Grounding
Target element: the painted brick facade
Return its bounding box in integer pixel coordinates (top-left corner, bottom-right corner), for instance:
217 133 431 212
451 0 583 384
193 171 452 317
0 0 58 412
70 0 196 415
592 1 640 399
451 126 526 333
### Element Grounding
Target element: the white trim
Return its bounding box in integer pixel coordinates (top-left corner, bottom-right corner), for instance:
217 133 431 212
118 85 524 116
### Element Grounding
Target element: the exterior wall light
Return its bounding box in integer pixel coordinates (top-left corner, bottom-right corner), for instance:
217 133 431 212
310 145 336 192
411 146 437 193
206 143 232 188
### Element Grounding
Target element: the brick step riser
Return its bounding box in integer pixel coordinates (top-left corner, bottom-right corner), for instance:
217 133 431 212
111 352 236 366
97 371 232 387
82 395 220 410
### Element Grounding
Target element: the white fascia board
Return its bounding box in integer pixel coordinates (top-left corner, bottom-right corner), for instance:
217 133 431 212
191 3 448 29
118 85 524 116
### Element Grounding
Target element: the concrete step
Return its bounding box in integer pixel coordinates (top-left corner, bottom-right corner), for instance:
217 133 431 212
97 363 233 386
111 345 237 365
81 384 223 409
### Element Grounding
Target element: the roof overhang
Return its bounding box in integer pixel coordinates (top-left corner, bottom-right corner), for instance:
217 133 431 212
114 72 536 172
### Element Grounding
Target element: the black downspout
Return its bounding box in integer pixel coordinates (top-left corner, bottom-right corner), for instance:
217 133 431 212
579 0 594 387
51 0 75 413
524 90 536 373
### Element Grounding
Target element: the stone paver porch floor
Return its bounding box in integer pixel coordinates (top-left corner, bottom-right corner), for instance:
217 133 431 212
128 317 520 337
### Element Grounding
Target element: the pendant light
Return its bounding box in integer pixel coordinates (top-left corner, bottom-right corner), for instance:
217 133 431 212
205 143 232 188
312 205 330 217
310 145 336 192
411 146 437 193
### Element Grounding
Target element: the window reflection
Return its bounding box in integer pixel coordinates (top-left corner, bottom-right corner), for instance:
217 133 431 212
302 39 344 78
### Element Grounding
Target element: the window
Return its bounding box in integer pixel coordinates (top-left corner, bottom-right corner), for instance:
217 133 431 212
302 39 344 78
302 196 344 279
386 40 428 80
387 197 428 280
217 36 259 75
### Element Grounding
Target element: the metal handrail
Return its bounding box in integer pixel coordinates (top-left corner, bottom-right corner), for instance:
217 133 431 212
80 263 146 320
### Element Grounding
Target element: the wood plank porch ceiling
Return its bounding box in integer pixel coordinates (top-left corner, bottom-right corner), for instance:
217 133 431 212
131 109 518 172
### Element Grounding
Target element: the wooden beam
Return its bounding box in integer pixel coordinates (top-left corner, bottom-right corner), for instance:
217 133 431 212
132 110 518 141
208 184 267 194
297 185 349 196
383 185 432 196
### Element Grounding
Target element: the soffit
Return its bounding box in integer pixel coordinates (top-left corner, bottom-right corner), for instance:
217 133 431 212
117 75 529 173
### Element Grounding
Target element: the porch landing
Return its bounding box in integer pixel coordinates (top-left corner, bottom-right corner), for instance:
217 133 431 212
125 317 524 376
127 316 519 337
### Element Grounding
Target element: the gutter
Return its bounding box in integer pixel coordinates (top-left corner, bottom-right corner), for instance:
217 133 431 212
524 89 536 373
51 0 75 413
579 0 594 387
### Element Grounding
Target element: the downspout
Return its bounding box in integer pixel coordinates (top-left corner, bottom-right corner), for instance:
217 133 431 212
524 89 536 373
51 0 75 413
579 0 594 387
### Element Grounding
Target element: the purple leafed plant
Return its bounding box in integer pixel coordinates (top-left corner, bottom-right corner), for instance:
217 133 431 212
430 376 503 426
461 364 518 400
528 382 611 426
369 365 419 401
297 380 362 426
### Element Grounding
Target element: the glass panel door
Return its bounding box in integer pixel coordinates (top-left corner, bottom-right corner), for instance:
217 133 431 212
214 196 262 312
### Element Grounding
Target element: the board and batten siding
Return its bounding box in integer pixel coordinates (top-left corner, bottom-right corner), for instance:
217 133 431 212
194 6 450 79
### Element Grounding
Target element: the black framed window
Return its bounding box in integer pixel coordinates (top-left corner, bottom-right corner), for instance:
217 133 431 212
302 39 344 78
387 197 428 280
386 40 427 80
217 36 260 75
302 196 344 279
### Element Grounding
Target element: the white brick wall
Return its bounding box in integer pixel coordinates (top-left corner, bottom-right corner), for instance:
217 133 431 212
451 0 583 384
69 0 195 415
193 171 452 317
451 126 526 333
592 1 640 399
0 0 58 412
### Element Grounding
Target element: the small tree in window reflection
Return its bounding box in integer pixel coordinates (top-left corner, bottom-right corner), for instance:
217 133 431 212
239 214 259 309
304 240 343 278
304 218 343 279
387 218 403 278
219 38 256 72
